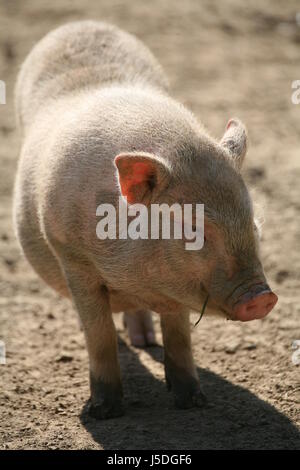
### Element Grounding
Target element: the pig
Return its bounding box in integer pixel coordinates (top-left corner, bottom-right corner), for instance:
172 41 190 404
13 21 278 419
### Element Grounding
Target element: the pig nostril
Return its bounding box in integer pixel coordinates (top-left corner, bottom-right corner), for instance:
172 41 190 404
245 296 276 314
246 304 256 311
233 291 278 321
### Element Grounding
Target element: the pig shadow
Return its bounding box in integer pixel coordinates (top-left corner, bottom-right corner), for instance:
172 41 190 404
80 338 300 450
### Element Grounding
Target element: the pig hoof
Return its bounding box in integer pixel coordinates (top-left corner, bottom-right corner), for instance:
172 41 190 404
130 331 156 348
130 333 147 348
174 387 207 409
88 400 124 420
164 356 206 409
192 388 207 408
89 375 124 419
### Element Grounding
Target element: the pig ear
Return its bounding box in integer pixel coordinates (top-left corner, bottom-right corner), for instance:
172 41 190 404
114 152 170 204
220 118 248 169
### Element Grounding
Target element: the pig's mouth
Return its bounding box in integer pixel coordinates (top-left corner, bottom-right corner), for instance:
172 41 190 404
205 282 278 322
227 283 278 322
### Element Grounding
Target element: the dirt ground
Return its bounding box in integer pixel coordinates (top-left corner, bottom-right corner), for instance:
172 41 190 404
0 0 299 450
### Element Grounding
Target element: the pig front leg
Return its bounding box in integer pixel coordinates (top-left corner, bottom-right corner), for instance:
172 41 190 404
62 264 124 419
161 312 206 409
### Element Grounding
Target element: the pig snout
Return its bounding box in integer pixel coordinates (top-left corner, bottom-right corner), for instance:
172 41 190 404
232 284 278 322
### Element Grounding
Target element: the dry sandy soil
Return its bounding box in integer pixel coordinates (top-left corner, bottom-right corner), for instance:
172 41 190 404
0 0 299 450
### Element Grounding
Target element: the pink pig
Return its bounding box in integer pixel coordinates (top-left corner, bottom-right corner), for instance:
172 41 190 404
13 21 277 419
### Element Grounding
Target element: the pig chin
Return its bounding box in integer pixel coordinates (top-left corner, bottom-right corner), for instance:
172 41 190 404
205 304 228 319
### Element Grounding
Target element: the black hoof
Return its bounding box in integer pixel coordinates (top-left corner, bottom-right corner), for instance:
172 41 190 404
89 374 124 420
174 387 207 409
164 356 207 410
88 399 124 420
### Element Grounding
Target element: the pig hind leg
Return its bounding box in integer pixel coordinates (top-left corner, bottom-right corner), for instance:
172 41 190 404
123 310 156 347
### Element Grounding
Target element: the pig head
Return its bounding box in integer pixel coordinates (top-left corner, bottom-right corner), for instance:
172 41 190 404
114 118 278 322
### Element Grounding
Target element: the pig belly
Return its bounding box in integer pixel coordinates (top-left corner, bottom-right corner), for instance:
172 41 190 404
109 290 144 313
108 289 183 315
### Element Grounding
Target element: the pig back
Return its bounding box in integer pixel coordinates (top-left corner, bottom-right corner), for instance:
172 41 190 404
15 21 169 132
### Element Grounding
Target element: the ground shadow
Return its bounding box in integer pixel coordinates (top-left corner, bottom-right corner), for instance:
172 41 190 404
80 338 300 450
